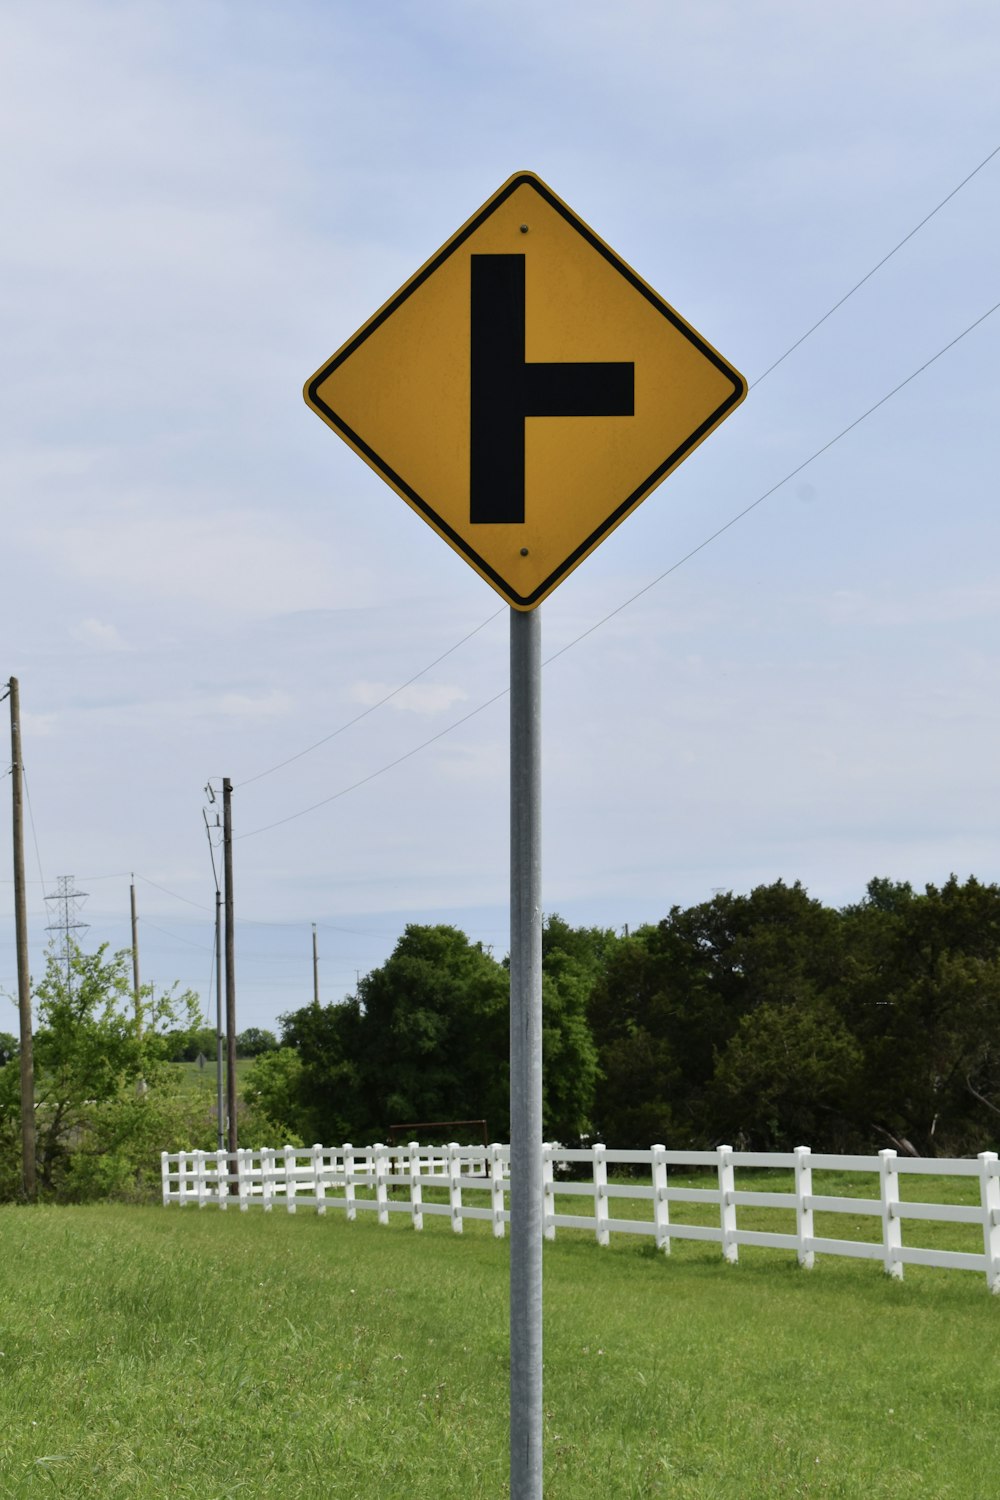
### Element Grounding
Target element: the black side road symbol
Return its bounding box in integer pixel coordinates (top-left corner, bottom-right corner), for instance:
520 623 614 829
470 255 634 525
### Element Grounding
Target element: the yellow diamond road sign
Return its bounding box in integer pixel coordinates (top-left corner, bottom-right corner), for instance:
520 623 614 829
305 171 747 611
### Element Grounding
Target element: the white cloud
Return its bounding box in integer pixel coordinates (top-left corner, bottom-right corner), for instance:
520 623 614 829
432 739 507 784
71 617 130 652
218 690 293 720
18 503 375 617
350 681 469 716
823 587 1000 629
21 711 56 738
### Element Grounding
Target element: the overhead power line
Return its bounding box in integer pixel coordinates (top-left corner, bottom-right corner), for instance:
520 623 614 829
141 919 214 953
135 873 213 912
545 296 1000 660
237 607 505 789
21 765 45 896
238 295 1000 842
750 141 999 387
239 915 398 936
237 683 510 838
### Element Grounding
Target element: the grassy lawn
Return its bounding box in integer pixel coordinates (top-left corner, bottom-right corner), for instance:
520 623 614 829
1 1187 998 1498
164 1058 254 1096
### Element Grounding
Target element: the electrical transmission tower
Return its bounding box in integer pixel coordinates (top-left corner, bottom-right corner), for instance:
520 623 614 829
44 875 90 989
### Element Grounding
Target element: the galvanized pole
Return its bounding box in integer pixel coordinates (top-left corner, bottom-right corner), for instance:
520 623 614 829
509 606 543 1500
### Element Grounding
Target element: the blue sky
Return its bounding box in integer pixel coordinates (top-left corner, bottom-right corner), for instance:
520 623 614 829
2 2 998 1032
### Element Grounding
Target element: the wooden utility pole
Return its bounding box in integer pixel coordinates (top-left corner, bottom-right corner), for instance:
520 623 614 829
202 798 225 1152
130 875 141 1031
8 678 36 1202
312 923 319 1005
223 777 238 1173
215 885 224 1151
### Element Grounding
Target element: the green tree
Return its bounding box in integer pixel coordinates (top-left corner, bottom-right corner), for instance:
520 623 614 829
586 927 683 1145
0 941 203 1200
589 883 845 1146
278 998 364 1144
278 919 607 1146
541 914 620 974
538 915 612 1141
236 1026 279 1057
243 1047 306 1142
709 998 863 1149
350 925 510 1140
840 875 1000 1154
160 1024 217 1062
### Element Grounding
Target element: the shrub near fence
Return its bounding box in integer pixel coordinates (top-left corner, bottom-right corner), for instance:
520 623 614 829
160 1141 1000 1292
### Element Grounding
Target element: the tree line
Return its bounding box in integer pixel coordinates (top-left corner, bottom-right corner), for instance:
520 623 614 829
3 873 998 1202
248 876 1000 1159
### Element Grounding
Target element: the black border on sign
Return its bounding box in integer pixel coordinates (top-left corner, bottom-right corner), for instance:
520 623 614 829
305 173 747 610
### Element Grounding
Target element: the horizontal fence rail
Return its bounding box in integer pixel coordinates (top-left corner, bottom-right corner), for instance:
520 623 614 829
160 1142 1000 1292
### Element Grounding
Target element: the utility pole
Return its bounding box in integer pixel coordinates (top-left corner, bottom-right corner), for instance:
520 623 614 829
203 793 225 1152
223 777 238 1174
8 678 36 1202
312 923 319 1006
130 875 141 1031
215 884 224 1151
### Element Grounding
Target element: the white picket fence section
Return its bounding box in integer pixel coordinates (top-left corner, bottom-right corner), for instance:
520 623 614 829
160 1141 1000 1291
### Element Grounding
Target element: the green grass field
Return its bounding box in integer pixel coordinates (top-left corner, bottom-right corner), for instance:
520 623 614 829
1 1181 998 1498
164 1058 254 1096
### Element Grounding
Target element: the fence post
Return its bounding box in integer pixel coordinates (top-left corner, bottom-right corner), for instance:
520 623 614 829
794 1146 814 1269
448 1141 463 1234
237 1147 250 1212
879 1148 903 1279
260 1146 273 1212
651 1144 670 1254
373 1143 389 1225
541 1144 555 1242
978 1151 1000 1294
343 1143 356 1221
593 1143 610 1247
311 1143 326 1216
283 1144 297 1214
160 1151 170 1206
216 1147 228 1210
491 1142 507 1239
195 1149 207 1208
177 1150 189 1207
409 1141 423 1232
718 1145 738 1264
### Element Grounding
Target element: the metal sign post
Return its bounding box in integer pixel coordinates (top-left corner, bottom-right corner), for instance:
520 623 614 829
303 169 746 1500
509 605 543 1499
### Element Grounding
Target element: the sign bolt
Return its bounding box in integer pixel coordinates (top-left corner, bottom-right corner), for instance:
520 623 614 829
520 547 529 556
519 224 529 233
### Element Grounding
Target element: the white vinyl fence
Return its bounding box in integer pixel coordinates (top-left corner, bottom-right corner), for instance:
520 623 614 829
161 1141 1000 1292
